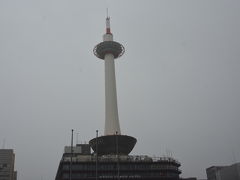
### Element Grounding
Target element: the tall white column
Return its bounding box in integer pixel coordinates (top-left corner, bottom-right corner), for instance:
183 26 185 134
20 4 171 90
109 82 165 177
104 53 121 135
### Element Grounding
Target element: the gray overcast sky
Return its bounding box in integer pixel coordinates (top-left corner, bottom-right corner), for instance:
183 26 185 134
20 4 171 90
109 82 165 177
0 0 240 179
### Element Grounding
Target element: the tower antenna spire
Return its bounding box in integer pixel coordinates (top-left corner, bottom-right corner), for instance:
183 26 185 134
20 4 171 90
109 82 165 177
105 9 111 34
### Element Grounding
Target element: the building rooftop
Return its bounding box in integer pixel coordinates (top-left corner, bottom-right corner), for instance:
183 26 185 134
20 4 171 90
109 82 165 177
61 153 180 166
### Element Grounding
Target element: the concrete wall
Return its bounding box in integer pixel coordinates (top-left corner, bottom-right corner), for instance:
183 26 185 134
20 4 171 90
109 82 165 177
206 163 240 180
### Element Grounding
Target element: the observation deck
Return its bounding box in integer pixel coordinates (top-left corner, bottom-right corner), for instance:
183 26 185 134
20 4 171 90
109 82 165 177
93 41 125 59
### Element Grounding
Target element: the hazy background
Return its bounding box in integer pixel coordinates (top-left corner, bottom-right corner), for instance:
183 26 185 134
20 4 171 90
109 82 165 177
0 0 240 179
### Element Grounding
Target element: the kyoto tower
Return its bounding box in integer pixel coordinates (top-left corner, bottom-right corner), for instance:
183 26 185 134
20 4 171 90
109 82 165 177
89 16 137 155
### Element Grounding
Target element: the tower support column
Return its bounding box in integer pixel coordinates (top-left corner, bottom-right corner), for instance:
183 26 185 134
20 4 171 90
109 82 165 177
104 53 121 135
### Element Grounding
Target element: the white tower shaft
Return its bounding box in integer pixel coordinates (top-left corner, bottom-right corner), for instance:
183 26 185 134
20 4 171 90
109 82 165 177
104 53 121 135
103 18 121 135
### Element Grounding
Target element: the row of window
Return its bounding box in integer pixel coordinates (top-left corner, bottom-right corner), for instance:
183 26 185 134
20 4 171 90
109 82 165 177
0 175 10 177
62 164 179 171
0 164 8 168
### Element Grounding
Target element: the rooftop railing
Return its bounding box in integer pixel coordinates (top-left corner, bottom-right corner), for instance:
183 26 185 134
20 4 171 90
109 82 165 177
62 154 180 165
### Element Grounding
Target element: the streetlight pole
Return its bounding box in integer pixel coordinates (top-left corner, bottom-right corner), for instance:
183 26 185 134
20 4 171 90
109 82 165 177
96 130 98 180
116 131 120 180
70 129 73 180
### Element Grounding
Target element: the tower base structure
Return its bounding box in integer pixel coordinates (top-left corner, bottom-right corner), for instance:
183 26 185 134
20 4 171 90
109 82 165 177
89 135 137 156
55 145 182 180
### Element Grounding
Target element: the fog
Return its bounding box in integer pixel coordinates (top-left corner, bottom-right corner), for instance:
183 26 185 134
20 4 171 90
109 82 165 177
0 0 240 179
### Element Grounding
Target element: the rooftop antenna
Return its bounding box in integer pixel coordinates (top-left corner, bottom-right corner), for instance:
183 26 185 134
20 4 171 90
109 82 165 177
96 130 98 180
76 133 79 144
70 129 73 180
232 148 237 164
2 139 6 149
166 148 173 157
106 8 109 18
